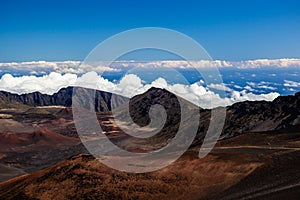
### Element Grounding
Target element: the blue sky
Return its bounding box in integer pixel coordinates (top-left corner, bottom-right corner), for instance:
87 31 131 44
0 0 299 61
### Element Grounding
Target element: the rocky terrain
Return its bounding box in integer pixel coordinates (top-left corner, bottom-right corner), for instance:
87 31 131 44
0 86 128 112
1 130 300 199
0 87 299 199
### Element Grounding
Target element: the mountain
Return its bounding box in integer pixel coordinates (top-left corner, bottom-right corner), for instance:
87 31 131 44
1 130 300 200
223 91 300 137
120 88 300 146
1 87 299 150
0 88 300 199
0 87 128 112
0 88 300 193
110 87 201 150
0 129 79 151
1 87 299 144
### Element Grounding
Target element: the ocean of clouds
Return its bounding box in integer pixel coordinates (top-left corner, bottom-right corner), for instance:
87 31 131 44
0 72 280 109
1 58 300 75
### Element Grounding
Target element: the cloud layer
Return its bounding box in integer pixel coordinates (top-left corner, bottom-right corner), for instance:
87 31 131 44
0 61 118 75
284 80 300 87
0 72 279 109
1 59 300 75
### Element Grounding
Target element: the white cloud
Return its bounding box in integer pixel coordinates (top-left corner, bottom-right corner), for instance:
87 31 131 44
247 82 256 87
1 58 300 76
246 81 277 91
0 61 118 75
207 83 231 91
234 58 300 69
121 58 300 69
284 80 300 87
0 72 280 109
244 85 255 92
0 72 78 95
233 85 242 89
230 90 279 103
257 85 277 90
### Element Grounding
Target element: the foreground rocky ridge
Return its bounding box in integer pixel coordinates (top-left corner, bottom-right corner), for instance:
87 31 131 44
1 131 300 200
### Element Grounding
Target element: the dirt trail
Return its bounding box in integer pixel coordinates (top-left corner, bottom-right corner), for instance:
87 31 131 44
219 181 300 200
215 145 300 150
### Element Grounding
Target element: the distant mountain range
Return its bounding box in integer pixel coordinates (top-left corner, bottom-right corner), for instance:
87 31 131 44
0 87 299 141
0 87 128 112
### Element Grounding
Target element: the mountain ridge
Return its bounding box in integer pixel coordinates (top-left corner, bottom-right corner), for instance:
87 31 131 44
1 87 300 139
0 86 128 112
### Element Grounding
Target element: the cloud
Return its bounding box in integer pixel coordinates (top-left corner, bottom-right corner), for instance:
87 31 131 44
244 85 255 92
0 72 280 109
111 58 300 69
233 85 242 89
207 83 232 91
289 88 295 91
257 85 277 90
284 80 300 87
0 61 118 75
234 58 300 68
0 72 77 95
246 81 277 91
1 58 300 76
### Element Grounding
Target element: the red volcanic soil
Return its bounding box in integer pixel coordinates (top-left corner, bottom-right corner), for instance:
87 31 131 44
0 129 79 151
3 134 298 199
0 152 261 200
1 131 300 200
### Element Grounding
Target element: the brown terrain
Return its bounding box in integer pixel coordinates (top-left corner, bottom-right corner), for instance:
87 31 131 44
0 87 299 199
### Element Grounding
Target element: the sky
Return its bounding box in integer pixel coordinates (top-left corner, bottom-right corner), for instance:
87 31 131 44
0 0 299 62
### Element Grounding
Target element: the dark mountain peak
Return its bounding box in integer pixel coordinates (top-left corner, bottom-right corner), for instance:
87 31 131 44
122 86 202 142
56 86 74 94
135 87 178 101
147 87 169 93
